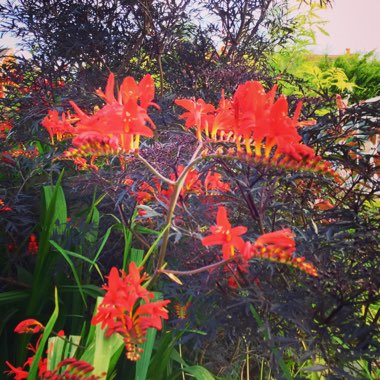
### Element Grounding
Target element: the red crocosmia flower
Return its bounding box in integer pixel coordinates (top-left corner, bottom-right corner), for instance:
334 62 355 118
41 109 76 144
43 358 103 380
27 234 38 255
70 73 159 153
167 165 203 197
5 361 28 380
2 147 39 161
25 345 47 378
205 81 322 169
0 120 12 138
0 199 12 212
254 228 296 254
126 178 169 206
178 165 202 196
92 263 170 361
241 229 318 277
204 172 230 194
65 132 122 158
6 335 48 379
202 206 247 259
133 181 156 204
14 319 44 334
175 98 215 140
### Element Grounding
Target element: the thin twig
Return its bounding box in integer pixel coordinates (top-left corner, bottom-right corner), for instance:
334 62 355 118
158 258 232 276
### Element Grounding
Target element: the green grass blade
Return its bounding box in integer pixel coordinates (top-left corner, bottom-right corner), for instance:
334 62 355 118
47 335 81 371
131 248 144 266
81 297 124 377
49 241 87 307
50 240 103 281
84 206 100 244
135 328 157 380
181 365 215 380
60 284 103 299
140 224 170 267
135 292 163 380
27 171 66 318
89 225 116 276
27 287 59 380
0 290 29 304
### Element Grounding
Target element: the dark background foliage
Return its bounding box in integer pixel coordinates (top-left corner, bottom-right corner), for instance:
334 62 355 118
1 0 379 378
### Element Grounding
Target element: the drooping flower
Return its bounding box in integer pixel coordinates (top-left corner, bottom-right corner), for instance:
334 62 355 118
202 206 247 259
92 263 170 361
14 319 44 334
254 229 296 256
63 132 122 158
176 81 336 180
43 358 104 380
242 229 318 276
1 146 39 162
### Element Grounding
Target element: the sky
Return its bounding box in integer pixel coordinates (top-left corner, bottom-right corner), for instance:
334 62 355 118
309 0 380 55
1 0 379 57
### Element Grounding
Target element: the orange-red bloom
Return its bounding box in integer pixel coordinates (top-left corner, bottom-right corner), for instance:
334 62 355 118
41 109 76 144
27 234 39 255
6 336 47 379
202 206 247 259
92 263 170 361
0 120 12 138
43 358 103 380
5 361 28 380
14 319 44 334
70 73 159 152
175 98 215 140
241 229 318 276
175 81 334 179
168 164 203 197
204 172 230 194
0 198 12 212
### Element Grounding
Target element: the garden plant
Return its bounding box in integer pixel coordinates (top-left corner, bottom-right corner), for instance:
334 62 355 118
0 0 379 379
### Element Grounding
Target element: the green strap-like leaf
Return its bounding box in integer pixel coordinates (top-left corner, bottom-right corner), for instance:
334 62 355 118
27 288 59 380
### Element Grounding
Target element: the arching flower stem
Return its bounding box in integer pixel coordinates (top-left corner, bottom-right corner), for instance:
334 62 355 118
136 153 176 186
158 259 233 276
151 142 204 284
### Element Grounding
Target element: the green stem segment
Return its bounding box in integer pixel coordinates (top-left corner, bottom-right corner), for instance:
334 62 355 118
158 258 232 276
149 142 204 284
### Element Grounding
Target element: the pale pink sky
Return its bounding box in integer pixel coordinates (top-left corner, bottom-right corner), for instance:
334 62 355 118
1 0 379 56
310 0 380 55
